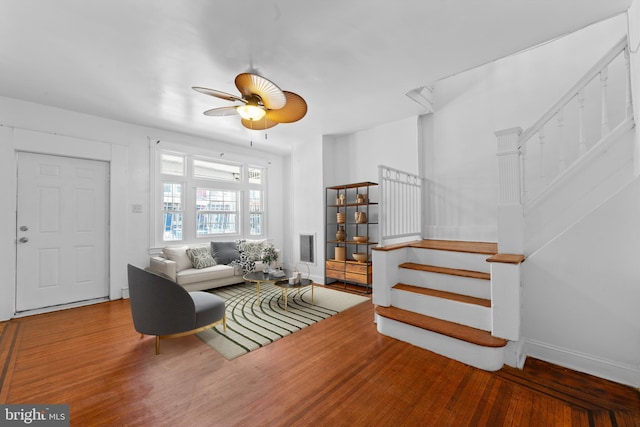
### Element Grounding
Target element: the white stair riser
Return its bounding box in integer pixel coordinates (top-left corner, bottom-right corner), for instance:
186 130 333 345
391 289 491 331
407 248 491 273
376 314 504 371
398 269 491 299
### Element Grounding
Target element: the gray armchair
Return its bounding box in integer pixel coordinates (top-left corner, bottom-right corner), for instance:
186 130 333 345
127 264 226 354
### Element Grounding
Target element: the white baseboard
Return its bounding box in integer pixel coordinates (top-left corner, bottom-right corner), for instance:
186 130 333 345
524 338 640 388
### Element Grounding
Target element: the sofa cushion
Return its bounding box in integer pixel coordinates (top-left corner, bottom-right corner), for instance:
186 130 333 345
210 241 240 265
238 239 266 262
162 245 192 272
186 246 216 269
235 251 256 273
175 265 236 286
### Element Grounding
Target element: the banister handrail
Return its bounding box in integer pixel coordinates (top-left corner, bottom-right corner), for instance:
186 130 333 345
519 36 628 144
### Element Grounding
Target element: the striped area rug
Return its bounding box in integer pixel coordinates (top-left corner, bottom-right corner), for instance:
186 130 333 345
196 282 370 359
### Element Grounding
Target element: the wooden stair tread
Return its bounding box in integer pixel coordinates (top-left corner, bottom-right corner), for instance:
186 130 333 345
375 306 507 348
409 239 498 255
399 262 490 280
486 253 525 264
392 283 491 307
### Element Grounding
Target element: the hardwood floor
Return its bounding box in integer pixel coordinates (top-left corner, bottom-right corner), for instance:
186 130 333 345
1 292 639 426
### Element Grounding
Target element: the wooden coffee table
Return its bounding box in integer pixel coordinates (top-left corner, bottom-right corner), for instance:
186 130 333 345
273 278 313 311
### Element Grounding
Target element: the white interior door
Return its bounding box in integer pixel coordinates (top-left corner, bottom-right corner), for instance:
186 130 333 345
16 152 110 312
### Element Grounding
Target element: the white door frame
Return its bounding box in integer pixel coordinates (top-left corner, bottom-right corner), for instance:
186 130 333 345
0 127 128 320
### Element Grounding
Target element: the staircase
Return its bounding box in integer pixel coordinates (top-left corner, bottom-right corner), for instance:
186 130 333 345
373 239 513 371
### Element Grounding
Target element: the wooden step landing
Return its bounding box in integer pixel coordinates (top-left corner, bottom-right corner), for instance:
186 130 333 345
409 239 498 255
375 305 507 348
399 262 490 280
392 283 491 307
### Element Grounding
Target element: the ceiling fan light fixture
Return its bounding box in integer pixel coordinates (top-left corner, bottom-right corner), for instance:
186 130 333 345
237 104 266 121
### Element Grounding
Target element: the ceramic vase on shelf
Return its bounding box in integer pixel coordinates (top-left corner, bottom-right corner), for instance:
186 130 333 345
334 246 346 261
336 212 346 224
336 225 346 242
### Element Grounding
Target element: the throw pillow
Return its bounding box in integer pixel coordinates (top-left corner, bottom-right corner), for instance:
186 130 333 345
186 246 216 269
210 241 241 265
162 245 192 272
234 251 256 273
238 239 266 262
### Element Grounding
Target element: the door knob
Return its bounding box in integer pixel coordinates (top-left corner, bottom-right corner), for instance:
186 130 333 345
19 237 28 243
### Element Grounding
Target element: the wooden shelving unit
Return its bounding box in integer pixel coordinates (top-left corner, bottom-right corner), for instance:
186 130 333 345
325 181 378 293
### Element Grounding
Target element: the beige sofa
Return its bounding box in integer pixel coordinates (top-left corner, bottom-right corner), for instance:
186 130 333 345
149 240 278 292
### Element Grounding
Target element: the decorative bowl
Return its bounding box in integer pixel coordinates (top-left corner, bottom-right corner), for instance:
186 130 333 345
353 236 367 243
352 252 369 263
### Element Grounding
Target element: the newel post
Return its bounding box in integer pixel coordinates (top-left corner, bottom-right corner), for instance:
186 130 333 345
493 128 525 347
495 127 524 254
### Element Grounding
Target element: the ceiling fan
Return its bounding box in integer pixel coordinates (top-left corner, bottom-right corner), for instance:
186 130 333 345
193 73 307 130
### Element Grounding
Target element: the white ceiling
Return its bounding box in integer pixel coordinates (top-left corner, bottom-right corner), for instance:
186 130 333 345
0 1 631 153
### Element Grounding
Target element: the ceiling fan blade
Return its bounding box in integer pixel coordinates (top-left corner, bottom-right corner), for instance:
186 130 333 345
241 117 279 130
203 106 239 116
193 86 245 103
235 73 286 110
266 91 308 123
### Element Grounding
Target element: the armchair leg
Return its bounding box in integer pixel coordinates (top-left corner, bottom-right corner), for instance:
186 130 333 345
223 315 227 331
155 336 160 355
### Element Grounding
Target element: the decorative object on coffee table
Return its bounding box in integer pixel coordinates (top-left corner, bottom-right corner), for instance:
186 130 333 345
261 243 279 272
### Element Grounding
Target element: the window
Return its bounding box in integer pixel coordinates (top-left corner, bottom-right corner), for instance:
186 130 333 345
193 159 241 181
153 148 267 245
196 189 238 235
249 189 263 236
161 154 184 176
248 167 262 184
162 183 183 241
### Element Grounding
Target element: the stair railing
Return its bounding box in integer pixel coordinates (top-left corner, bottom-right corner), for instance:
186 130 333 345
497 36 633 207
378 165 422 246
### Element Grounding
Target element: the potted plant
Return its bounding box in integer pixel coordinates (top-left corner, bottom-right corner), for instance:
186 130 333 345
262 244 278 273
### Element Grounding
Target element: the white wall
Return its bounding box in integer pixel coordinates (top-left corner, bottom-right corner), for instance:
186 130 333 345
629 0 640 175
423 14 628 242
330 116 420 185
523 176 640 387
289 135 325 282
0 96 287 320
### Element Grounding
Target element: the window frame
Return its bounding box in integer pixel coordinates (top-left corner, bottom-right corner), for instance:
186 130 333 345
152 147 268 247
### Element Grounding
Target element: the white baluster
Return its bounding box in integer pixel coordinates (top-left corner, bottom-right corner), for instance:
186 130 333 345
600 66 610 136
520 142 528 204
557 108 566 172
538 126 545 182
577 90 587 156
624 47 632 120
